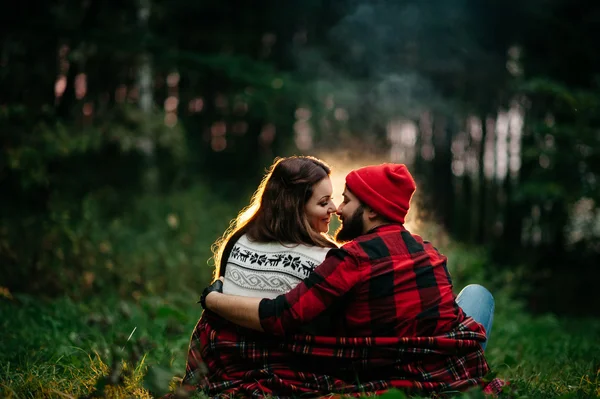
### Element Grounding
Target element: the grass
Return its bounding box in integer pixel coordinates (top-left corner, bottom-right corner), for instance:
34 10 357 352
2 253 600 399
0 292 197 398
484 293 600 397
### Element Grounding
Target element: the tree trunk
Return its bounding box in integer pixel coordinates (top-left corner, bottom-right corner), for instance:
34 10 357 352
137 0 157 192
476 114 489 244
432 115 454 233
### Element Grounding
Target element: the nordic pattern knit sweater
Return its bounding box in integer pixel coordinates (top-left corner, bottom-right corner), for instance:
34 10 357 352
222 234 333 299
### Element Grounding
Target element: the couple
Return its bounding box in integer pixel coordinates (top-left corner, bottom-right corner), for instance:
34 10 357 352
180 156 499 398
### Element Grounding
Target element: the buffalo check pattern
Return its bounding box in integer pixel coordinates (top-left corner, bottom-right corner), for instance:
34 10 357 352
179 312 503 398
259 224 474 338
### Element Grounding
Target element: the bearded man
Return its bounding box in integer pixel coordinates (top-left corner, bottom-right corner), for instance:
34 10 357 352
192 164 498 398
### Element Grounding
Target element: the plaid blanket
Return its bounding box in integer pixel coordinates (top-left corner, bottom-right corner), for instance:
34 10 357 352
178 312 502 398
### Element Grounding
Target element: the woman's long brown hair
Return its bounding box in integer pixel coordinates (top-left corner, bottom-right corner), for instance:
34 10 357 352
211 156 337 280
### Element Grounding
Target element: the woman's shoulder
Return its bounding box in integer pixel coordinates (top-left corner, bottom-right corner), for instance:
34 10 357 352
234 234 333 262
291 243 333 259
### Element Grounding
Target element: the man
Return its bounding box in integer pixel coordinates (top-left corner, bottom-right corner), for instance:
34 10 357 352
194 163 497 397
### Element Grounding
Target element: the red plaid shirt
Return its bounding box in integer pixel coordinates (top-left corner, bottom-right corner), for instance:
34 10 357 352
259 224 481 338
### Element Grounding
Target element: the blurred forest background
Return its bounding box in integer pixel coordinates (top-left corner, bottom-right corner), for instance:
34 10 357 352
2 1 600 397
2 0 600 314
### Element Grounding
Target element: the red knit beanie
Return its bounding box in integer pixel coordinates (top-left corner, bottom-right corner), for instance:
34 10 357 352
345 163 416 224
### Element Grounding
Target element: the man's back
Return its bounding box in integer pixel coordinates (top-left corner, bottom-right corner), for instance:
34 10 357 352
259 223 481 339
337 224 462 337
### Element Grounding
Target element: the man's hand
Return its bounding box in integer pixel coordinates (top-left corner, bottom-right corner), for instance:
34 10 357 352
199 278 223 309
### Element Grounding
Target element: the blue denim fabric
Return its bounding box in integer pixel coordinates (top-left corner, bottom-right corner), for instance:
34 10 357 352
456 284 495 351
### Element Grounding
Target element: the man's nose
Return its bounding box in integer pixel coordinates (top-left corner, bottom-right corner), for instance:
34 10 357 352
336 204 344 215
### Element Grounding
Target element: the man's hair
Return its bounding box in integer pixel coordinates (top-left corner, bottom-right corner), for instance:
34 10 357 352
211 156 337 280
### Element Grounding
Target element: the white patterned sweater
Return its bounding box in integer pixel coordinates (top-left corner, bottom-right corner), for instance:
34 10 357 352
222 234 333 299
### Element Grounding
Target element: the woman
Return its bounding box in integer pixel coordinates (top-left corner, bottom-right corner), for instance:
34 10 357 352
211 156 338 298
179 156 338 392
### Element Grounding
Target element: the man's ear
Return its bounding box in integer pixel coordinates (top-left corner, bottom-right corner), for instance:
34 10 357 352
364 206 379 221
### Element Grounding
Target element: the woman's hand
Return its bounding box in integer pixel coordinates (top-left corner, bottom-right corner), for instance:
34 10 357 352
199 277 224 309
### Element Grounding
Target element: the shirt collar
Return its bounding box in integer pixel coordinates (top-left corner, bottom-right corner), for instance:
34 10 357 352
365 223 404 235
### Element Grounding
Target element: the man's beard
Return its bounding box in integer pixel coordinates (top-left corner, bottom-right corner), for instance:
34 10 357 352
335 205 365 243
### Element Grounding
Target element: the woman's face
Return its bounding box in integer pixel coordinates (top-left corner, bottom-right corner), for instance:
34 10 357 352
304 177 336 234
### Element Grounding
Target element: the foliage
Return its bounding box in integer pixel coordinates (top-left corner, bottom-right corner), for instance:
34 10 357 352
502 77 600 314
517 78 600 212
0 182 244 298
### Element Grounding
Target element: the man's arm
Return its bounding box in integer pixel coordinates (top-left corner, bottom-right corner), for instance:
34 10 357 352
205 293 264 331
206 249 361 335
